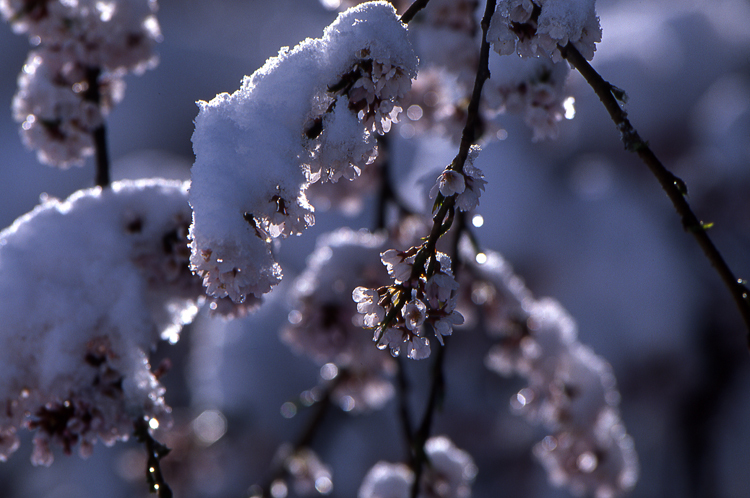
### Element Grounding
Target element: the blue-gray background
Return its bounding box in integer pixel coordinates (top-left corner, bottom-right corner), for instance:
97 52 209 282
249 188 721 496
1 1 749 497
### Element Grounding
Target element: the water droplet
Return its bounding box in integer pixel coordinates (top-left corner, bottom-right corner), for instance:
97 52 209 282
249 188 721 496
148 418 159 430
541 435 557 452
192 409 227 446
377 343 387 351
577 451 598 473
475 252 487 264
270 480 288 498
320 363 338 380
564 96 576 119
407 104 423 121
340 396 355 412
472 214 484 227
280 402 297 419
288 309 302 325
315 476 333 494
390 348 400 358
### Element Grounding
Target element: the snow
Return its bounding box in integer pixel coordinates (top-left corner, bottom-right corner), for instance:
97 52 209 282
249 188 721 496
0 179 204 464
189 1 417 303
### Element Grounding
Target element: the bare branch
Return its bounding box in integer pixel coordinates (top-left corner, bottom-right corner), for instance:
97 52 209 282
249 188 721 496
560 42 750 346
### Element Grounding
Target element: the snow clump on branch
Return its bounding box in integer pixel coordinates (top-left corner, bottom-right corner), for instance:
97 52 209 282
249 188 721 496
487 0 601 62
0 179 208 465
189 1 418 303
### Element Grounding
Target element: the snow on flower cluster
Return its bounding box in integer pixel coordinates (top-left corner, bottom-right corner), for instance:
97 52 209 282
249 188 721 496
484 55 571 141
358 436 477 498
189 1 417 303
461 247 638 497
281 228 396 412
487 0 601 62
0 179 210 465
2 0 161 166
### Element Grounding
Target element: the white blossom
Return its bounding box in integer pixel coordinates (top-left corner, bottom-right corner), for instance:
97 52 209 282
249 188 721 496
381 248 414 283
283 229 396 412
402 299 428 331
430 170 466 199
454 146 486 212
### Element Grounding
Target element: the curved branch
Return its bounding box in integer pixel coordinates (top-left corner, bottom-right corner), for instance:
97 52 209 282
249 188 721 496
560 42 750 346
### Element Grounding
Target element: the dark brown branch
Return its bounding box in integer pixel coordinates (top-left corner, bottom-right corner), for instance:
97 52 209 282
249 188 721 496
92 124 110 188
409 336 447 498
396 359 416 457
400 0 431 24
560 42 750 346
252 377 341 497
83 67 111 188
133 417 173 498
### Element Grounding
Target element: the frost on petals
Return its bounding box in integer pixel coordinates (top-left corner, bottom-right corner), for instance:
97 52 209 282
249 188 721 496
487 0 602 62
0 179 210 464
189 1 417 303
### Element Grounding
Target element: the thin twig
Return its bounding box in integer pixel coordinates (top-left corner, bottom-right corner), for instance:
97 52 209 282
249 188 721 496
92 124 110 188
133 417 173 498
252 377 341 497
83 67 111 188
396 359 416 458
408 0 497 282
409 336 447 498
400 0 431 24
559 42 750 346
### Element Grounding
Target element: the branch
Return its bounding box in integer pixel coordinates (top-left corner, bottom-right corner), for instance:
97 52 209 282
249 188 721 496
133 417 173 498
83 67 111 188
396 359 416 456
559 42 750 346
251 377 341 497
400 0 431 24
409 336 447 498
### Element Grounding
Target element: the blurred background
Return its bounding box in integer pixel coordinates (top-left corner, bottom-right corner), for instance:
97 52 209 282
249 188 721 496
1 0 749 496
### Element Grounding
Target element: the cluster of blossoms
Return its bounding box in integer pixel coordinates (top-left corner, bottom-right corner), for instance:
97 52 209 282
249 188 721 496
188 1 417 303
351 147 486 360
483 55 571 140
487 0 602 62
2 0 162 166
281 228 397 412
458 247 638 498
429 145 487 211
358 436 477 498
353 248 464 360
0 179 215 465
